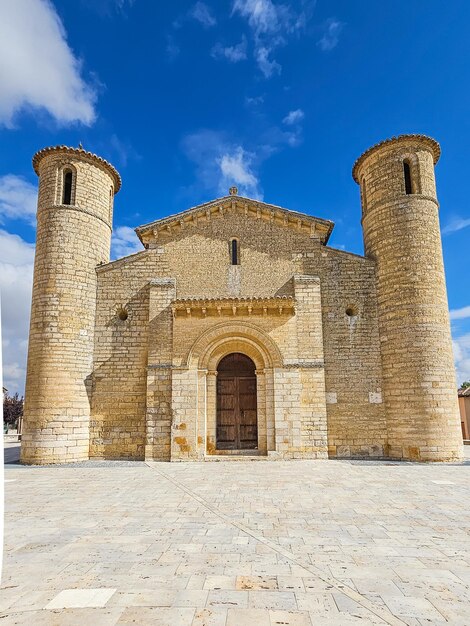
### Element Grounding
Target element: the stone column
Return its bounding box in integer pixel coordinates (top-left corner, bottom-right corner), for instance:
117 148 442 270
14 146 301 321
255 369 267 454
196 369 207 459
205 371 218 455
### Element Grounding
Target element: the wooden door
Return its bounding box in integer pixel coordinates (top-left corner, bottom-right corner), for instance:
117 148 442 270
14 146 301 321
216 353 257 450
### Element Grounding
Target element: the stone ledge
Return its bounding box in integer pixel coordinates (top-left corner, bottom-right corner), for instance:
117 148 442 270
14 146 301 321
172 296 295 318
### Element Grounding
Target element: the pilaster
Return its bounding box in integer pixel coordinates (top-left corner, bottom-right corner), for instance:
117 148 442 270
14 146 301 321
273 275 328 458
145 278 176 461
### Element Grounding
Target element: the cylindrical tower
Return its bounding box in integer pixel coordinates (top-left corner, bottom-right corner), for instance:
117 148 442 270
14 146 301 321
21 146 121 464
353 134 463 462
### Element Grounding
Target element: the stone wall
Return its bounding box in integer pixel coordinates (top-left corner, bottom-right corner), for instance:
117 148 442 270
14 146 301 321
92 205 383 460
306 248 387 458
91 252 159 459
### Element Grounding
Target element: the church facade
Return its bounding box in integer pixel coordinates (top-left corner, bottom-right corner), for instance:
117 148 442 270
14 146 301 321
20 135 464 464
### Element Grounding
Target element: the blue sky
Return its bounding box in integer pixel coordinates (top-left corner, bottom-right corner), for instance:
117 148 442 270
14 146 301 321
0 0 469 393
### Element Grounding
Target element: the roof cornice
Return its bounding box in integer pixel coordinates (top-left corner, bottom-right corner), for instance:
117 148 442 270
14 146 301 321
33 145 122 193
135 195 334 245
352 134 441 183
172 295 296 317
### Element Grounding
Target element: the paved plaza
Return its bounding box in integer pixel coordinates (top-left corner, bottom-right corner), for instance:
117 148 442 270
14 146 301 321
2 443 470 625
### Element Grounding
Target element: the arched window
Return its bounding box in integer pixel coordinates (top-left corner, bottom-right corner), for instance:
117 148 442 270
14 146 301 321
403 160 413 195
361 178 367 212
109 188 113 223
230 238 239 265
62 170 73 205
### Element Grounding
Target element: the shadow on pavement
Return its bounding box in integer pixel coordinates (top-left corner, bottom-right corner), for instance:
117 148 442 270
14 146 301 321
4 443 21 465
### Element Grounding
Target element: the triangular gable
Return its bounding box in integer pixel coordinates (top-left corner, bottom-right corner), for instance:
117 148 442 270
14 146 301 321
135 194 334 246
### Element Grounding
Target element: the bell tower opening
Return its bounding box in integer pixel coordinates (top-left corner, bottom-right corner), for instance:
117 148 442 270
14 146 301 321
216 353 258 450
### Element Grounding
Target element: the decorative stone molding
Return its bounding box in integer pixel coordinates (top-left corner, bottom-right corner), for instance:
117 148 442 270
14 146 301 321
293 274 320 284
33 145 121 192
352 134 440 182
363 194 440 215
135 196 333 246
38 203 112 231
149 278 177 288
172 296 295 318
283 360 325 369
183 320 284 369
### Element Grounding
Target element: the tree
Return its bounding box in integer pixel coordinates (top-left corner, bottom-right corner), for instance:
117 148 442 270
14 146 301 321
461 381 470 390
3 392 24 427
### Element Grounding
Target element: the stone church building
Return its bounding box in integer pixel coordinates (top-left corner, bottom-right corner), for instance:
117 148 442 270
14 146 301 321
21 134 463 465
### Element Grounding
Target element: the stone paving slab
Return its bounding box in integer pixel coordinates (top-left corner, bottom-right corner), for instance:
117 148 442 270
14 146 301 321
1 444 470 625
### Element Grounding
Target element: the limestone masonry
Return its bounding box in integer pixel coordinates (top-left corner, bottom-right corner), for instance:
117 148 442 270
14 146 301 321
20 135 464 464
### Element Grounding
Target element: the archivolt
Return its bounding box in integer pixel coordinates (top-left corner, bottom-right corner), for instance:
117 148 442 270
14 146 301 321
184 321 284 370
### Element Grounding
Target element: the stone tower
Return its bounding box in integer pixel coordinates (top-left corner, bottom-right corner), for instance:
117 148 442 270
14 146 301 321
21 146 121 464
353 134 463 462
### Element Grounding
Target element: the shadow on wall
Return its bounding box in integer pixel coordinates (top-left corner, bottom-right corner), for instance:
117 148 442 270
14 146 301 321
87 285 149 460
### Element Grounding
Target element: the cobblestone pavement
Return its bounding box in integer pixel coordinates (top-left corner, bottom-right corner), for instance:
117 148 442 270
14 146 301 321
2 444 470 625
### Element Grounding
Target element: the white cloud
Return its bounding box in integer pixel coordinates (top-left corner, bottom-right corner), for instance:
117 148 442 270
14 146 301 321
181 130 263 199
190 2 216 28
181 121 306 200
114 0 135 9
283 109 304 125
450 306 470 321
442 216 470 235
317 18 344 52
255 46 281 78
261 123 303 149
0 230 35 394
232 0 312 77
80 0 135 16
453 333 470 385
166 35 181 60
111 226 142 259
232 0 299 36
245 94 265 107
212 37 248 63
219 148 260 197
0 0 96 127
0 175 37 225
107 134 141 168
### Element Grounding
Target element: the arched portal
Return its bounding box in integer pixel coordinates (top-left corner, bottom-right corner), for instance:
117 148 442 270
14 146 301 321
216 353 257 450
174 322 283 458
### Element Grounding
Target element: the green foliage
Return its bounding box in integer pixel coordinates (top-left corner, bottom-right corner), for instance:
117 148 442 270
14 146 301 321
3 392 24 426
461 381 470 389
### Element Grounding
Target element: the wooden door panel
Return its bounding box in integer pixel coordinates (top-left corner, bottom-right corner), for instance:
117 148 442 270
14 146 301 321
216 354 258 451
217 377 237 449
238 376 258 449
239 419 257 448
239 378 257 409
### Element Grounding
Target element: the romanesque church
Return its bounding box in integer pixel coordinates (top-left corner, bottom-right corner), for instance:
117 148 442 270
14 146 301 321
21 135 463 464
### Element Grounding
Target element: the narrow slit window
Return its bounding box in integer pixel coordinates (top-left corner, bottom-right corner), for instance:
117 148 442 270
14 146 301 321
403 161 412 195
230 239 239 265
63 170 73 205
109 188 113 222
361 178 367 212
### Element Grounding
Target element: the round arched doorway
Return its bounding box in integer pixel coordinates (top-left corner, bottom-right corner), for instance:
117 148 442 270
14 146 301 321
216 353 258 450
